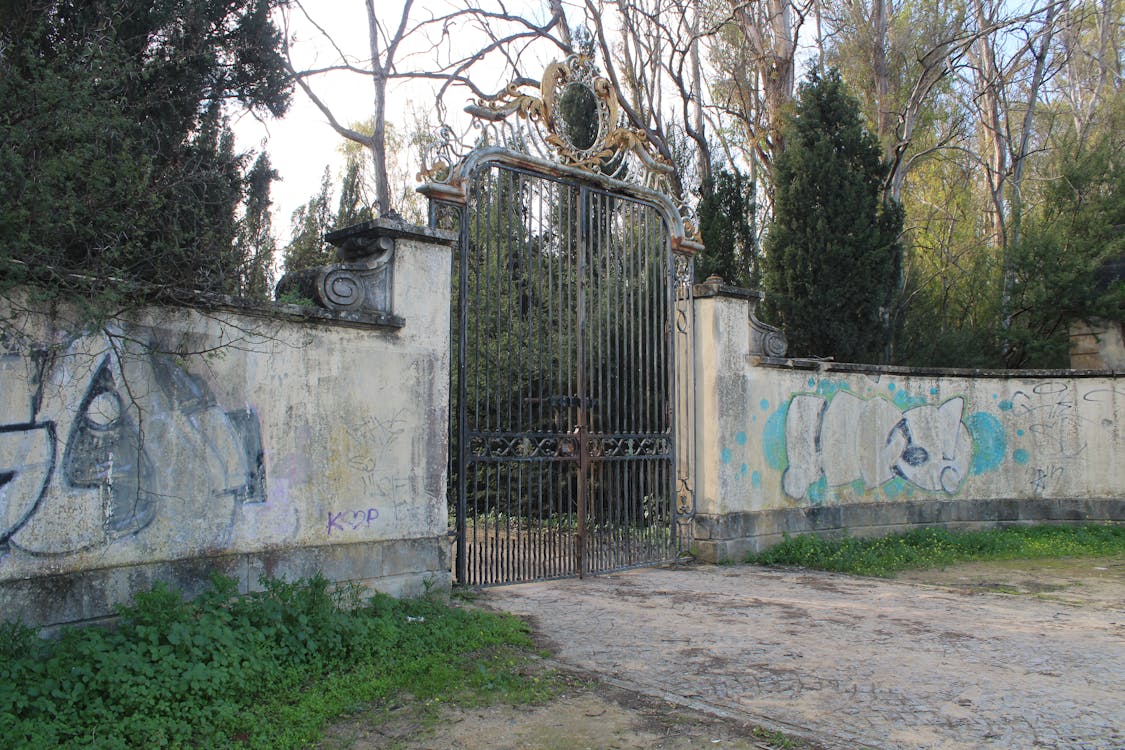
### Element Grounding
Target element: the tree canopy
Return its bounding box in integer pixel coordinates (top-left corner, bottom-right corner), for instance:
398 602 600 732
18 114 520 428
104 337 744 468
0 0 292 310
2 0 1121 368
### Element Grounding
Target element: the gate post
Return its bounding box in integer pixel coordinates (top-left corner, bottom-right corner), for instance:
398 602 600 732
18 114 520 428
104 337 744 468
282 216 460 590
690 278 787 563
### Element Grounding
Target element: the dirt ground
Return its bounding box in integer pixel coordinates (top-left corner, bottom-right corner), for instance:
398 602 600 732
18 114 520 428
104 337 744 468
321 556 1123 750
894 555 1125 607
322 675 818 750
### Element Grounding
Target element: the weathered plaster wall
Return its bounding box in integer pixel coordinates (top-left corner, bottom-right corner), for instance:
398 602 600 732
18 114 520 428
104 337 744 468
0 226 454 629
693 292 1125 562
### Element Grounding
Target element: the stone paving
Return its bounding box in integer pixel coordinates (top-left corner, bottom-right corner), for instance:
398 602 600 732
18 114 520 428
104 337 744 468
484 565 1125 750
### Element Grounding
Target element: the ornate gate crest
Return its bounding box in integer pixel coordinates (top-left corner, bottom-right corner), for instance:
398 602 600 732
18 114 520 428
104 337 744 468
419 53 699 250
466 54 670 178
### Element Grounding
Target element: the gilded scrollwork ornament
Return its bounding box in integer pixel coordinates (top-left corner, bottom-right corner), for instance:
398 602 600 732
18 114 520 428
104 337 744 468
419 52 700 248
459 53 674 182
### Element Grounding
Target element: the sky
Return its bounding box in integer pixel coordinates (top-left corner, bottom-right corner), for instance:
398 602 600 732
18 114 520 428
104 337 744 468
233 1 563 242
232 4 383 241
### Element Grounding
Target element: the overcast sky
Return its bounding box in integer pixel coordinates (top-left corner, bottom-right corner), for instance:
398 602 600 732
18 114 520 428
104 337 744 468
233 1 564 242
233 4 382 241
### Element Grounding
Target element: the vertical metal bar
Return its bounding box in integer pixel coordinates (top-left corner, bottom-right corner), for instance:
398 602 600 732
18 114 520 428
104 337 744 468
560 182 570 578
570 181 579 578
487 166 500 585
530 214 538 582
549 179 560 580
492 167 507 585
506 167 517 584
631 199 643 559
658 211 669 555
558 183 567 578
575 184 588 579
595 196 602 571
469 172 484 585
608 193 615 572
648 207 659 553
536 179 545 580
601 191 613 571
614 198 625 566
593 189 602 573
615 199 625 566
455 194 470 586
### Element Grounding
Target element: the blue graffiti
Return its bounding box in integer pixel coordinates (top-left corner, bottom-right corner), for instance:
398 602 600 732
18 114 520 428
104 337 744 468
967 412 1007 475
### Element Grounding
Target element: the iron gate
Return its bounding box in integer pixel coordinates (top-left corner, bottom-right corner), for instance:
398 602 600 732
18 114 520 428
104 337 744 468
446 157 691 585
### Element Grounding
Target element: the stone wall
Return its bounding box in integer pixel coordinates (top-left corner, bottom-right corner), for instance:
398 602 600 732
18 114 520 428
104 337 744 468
0 222 455 630
692 287 1125 562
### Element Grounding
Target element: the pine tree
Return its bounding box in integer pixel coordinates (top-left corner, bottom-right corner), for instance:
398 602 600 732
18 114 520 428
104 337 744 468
761 68 903 363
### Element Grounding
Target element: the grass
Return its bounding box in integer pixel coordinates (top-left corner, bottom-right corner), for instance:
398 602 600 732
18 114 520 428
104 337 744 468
750 725 812 749
746 523 1125 577
0 574 561 749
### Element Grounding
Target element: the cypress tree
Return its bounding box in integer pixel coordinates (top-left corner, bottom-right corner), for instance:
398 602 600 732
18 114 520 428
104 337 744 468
282 169 336 276
696 167 759 288
762 68 903 362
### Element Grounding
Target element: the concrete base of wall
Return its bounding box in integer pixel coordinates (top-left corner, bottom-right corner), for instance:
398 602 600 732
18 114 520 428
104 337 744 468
692 498 1125 563
1 537 451 633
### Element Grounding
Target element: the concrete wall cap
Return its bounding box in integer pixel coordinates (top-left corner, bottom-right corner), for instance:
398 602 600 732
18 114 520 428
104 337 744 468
692 279 762 300
756 356 1124 379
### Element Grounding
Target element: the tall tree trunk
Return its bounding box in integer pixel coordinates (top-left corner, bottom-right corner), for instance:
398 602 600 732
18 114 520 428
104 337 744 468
764 0 796 157
872 0 893 160
1008 2 1057 252
689 5 711 188
973 0 1006 253
366 0 392 217
730 0 797 164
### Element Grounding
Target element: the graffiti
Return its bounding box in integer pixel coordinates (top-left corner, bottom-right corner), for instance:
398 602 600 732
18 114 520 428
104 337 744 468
1004 383 1087 460
343 408 413 504
1030 465 1065 495
327 508 380 536
344 409 408 459
360 473 410 498
781 390 972 500
0 423 55 547
0 330 267 558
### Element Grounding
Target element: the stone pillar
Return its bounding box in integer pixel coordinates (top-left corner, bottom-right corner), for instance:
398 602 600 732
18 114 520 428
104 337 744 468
1069 319 1125 370
275 216 457 331
690 277 787 562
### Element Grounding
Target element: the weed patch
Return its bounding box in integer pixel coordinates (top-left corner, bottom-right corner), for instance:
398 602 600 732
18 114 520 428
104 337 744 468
0 575 547 749
747 524 1125 577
